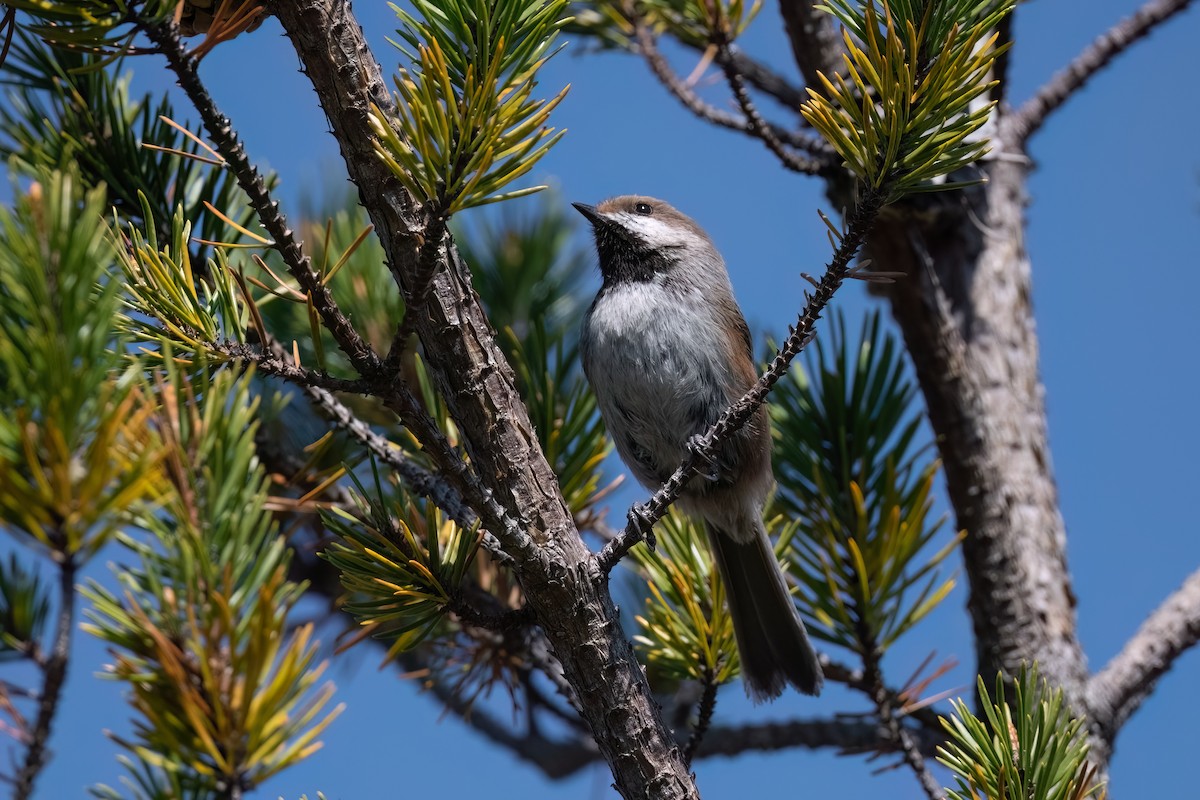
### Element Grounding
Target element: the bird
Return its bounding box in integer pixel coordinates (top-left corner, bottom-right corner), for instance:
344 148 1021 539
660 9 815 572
574 195 823 701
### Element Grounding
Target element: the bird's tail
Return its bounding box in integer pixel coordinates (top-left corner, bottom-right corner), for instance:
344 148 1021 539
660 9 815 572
707 520 823 701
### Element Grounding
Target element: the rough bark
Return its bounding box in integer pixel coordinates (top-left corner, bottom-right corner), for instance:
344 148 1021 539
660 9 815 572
864 131 1093 750
264 1 697 796
1087 567 1200 748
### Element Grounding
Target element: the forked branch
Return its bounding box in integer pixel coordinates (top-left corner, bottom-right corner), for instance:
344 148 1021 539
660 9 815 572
1087 566 1200 743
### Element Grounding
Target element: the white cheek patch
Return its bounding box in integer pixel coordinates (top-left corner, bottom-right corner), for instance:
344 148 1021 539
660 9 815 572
608 212 686 248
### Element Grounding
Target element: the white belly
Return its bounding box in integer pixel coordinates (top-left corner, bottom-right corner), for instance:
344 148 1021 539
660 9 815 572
582 282 730 488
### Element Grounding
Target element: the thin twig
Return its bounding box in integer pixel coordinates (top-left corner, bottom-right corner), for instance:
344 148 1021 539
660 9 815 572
379 222 446 377
597 187 888 572
12 557 75 800
139 17 381 376
407 216 449 308
139 15 528 560
681 672 718 767
1007 0 1195 145
1086 565 1200 744
210 339 375 394
380 313 419 380
857 620 943 800
631 20 832 169
713 40 821 175
821 656 945 735
720 48 808 111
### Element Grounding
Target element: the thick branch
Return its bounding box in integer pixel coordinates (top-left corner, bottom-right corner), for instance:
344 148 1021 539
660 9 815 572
868 158 1092 752
1087 566 1200 745
12 557 75 800
1008 0 1195 145
265 2 699 796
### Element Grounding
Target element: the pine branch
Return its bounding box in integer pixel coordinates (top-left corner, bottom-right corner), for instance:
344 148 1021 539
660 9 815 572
858 626 943 800
1007 0 1195 145
136 15 528 555
1087 566 1200 744
266 2 701 795
138 17 381 377
598 187 888 571
713 38 821 174
681 671 718 767
208 339 375 394
630 18 832 169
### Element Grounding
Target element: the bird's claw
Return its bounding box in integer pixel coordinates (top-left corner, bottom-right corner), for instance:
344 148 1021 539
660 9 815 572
627 503 657 552
687 434 721 483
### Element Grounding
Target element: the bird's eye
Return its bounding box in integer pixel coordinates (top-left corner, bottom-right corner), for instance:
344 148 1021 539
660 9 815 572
633 202 653 216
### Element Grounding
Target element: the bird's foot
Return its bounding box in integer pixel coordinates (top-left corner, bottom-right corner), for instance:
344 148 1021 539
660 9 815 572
627 503 657 552
687 434 721 483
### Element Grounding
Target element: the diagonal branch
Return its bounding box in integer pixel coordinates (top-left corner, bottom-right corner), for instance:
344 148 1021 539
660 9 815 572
1007 0 1195 146
137 15 527 560
712 39 822 175
138 17 382 378
598 186 888 570
1086 565 1200 745
631 20 833 169
208 339 374 394
298 384 478 528
720 48 808 111
266 2 702 796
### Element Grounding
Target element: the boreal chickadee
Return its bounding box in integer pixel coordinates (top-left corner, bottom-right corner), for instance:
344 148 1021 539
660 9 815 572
574 195 822 701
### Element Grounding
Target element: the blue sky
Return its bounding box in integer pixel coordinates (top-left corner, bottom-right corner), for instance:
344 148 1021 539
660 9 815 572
7 1 1200 798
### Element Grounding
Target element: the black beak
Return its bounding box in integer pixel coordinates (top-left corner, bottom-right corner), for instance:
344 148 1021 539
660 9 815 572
572 202 602 227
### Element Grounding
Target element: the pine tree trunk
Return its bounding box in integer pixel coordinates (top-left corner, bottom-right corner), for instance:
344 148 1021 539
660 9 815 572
866 139 1102 761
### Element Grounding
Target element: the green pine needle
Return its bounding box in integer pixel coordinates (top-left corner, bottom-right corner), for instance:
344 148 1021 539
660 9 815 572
371 0 571 213
938 665 1104 800
771 311 960 655
321 463 482 655
802 0 1015 199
